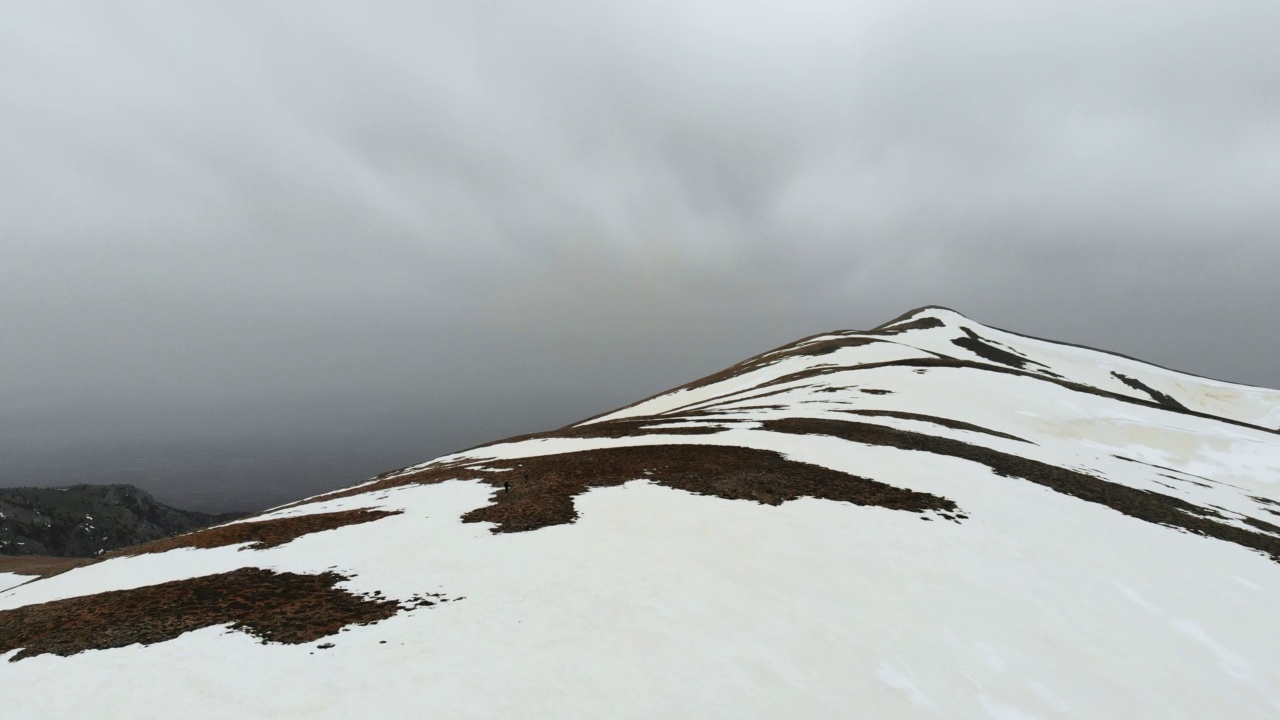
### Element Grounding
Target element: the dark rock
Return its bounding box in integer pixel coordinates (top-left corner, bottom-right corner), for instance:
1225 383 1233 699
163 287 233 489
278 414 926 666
0 484 246 558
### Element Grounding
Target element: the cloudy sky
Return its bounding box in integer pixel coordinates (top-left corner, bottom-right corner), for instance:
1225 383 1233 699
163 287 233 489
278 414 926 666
3 1 1277 508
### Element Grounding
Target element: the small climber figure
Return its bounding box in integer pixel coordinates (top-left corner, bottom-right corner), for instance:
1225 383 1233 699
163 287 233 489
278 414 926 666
504 481 510 493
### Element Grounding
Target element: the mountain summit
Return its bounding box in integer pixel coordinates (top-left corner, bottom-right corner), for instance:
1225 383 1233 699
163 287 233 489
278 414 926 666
3 307 1279 718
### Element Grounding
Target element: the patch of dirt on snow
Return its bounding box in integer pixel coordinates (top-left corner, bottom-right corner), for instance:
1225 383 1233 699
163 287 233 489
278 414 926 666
297 444 958 533
0 556 92 580
570 325 934 424
456 444 955 533
764 417 1280 564
950 328 1049 371
837 410 1029 443
671 337 885 393
762 358 1277 436
462 417 726 454
1110 371 1189 411
867 312 947 335
0 568 406 661
113 508 403 556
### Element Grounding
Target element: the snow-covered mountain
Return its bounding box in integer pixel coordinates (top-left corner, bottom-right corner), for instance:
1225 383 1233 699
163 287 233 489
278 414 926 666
3 306 1279 718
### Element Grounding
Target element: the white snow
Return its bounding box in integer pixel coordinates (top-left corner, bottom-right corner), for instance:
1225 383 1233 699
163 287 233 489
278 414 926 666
3 475 1278 718
0 572 36 593
2 308 1279 718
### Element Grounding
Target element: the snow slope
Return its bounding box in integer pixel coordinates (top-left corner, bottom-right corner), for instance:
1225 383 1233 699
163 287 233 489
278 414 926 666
3 307 1279 719
0 572 34 593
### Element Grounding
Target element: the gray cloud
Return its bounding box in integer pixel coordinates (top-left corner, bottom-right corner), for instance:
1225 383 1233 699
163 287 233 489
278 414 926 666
2 1 1278 507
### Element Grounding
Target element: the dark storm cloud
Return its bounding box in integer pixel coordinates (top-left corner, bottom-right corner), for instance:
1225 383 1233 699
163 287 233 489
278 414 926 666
2 1 1278 505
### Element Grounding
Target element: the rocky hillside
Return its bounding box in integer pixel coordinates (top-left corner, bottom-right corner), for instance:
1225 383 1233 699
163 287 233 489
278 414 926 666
0 485 243 557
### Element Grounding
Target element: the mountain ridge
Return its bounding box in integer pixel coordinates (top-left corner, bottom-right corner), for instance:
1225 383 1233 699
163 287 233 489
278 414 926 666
0 484 245 558
2 307 1279 718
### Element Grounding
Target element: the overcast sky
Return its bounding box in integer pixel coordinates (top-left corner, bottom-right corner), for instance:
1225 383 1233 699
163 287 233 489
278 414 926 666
2 2 1278 505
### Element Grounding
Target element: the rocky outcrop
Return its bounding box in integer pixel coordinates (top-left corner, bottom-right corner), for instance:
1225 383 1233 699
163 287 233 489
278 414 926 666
0 485 244 557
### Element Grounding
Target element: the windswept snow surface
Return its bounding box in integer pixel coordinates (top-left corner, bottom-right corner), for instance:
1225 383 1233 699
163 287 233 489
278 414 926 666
3 307 1280 719
0 572 35 593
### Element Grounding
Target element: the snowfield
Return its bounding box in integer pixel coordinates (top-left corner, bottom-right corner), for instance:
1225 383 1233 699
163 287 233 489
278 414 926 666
2 307 1279 719
0 572 35 593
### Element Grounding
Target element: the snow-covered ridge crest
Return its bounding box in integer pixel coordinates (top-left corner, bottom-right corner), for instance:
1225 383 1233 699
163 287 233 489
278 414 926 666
580 304 1280 432
2 307 1280 719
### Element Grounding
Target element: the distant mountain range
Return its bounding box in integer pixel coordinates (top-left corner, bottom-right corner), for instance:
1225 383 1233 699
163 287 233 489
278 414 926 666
0 484 244 557
2 306 1279 718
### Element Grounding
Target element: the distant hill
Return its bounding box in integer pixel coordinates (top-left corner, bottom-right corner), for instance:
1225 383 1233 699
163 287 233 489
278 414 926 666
0 484 244 557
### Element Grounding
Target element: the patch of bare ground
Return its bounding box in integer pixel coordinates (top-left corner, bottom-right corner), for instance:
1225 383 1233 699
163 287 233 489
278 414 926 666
951 328 1050 371
0 556 92 580
112 508 402 556
672 382 824 415
1253 496 1280 517
464 444 956 533
0 568 410 661
837 410 1029 443
566 331 844 424
763 417 1280 563
568 320 944 426
1110 371 1189 411
751 366 857 391
1112 455 1235 490
671 337 887 393
298 443 957 532
765 358 1278 436
290 463 498 509
867 313 947 335
461 417 726 454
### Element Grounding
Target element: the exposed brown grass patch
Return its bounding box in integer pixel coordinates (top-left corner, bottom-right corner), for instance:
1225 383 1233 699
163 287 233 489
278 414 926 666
297 444 957 532
764 417 1280 563
288 463 497 509
756 358 1278 436
838 410 1029 443
0 556 92 580
1110 372 1188 411
867 311 947 334
568 318 944 426
951 328 1043 370
114 508 402 556
0 568 406 661
461 417 726 454
461 444 957 533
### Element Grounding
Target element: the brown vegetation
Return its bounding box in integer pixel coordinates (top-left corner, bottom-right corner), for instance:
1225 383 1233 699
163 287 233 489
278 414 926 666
567 314 945 426
460 417 727 454
0 556 91 580
0 568 407 661
298 443 957 532
951 327 1049 371
1110 372 1188 411
764 417 1280 563
837 410 1028 443
459 444 957 532
114 508 403 556
754 357 1277 436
